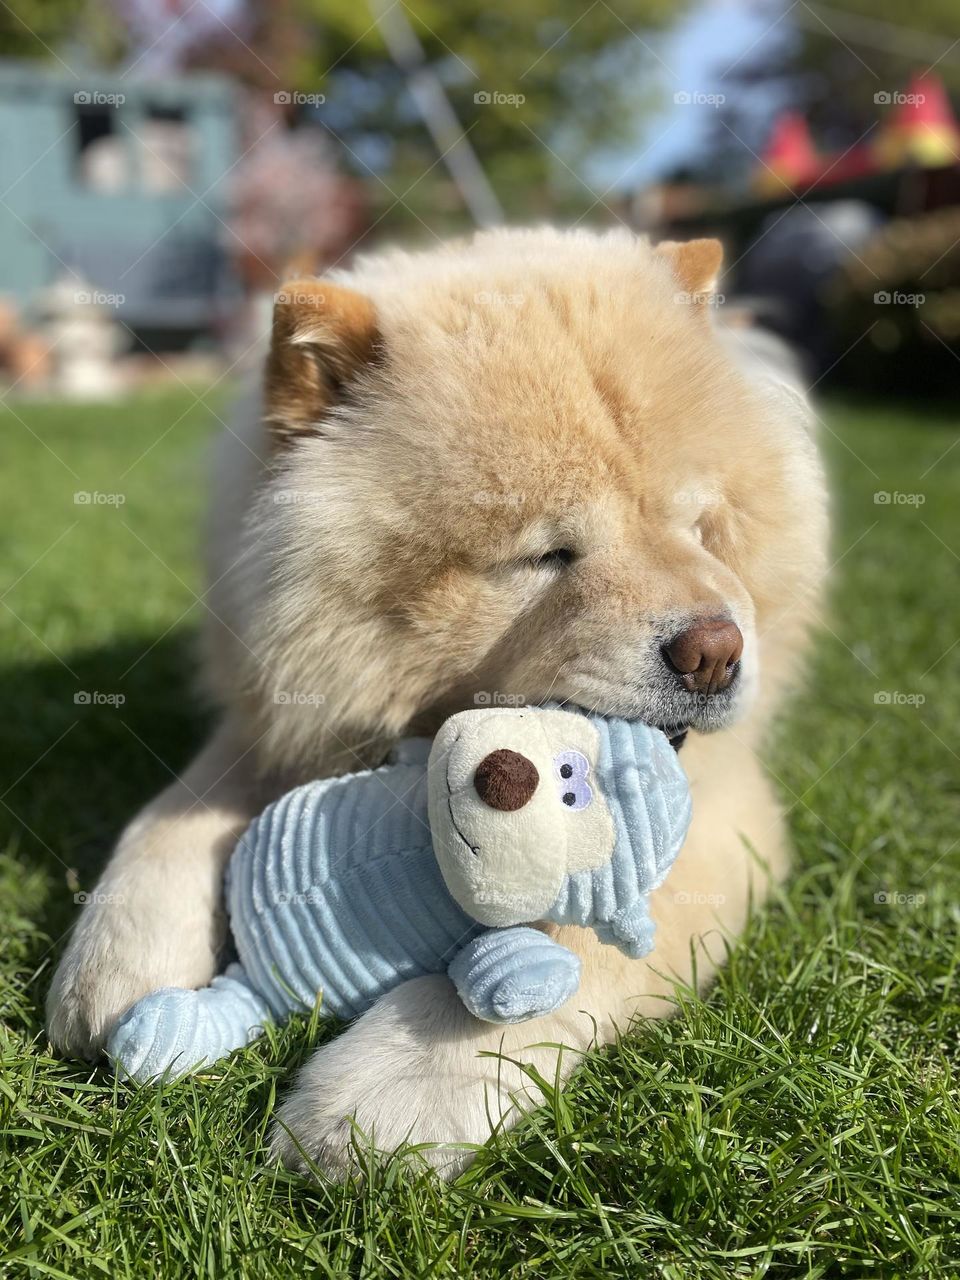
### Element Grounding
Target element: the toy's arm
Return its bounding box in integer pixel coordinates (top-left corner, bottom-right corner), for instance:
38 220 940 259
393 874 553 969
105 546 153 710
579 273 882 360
106 962 276 1083
448 926 582 1024
593 898 656 960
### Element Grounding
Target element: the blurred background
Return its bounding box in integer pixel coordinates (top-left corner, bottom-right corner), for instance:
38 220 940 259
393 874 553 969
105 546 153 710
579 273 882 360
0 0 958 397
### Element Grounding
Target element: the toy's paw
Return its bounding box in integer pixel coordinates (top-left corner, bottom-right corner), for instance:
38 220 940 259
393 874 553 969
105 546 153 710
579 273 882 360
106 967 272 1083
448 926 582 1024
607 899 656 959
107 988 211 1083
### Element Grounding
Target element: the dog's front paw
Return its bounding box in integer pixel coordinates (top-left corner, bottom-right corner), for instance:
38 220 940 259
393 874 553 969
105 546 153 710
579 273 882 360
269 975 546 1180
46 878 223 1058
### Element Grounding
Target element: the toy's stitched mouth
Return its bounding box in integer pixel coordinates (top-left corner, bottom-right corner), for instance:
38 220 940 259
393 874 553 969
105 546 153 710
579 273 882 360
447 799 480 857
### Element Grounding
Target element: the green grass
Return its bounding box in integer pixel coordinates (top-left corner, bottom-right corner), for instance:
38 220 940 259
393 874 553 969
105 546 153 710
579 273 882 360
1 390 959 1277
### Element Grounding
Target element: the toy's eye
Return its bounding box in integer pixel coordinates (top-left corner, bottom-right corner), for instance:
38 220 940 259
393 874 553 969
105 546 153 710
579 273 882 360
553 749 593 810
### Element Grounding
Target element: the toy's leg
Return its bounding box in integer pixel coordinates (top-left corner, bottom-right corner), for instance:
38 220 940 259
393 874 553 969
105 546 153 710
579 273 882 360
447 926 582 1024
594 899 657 959
106 963 276 1083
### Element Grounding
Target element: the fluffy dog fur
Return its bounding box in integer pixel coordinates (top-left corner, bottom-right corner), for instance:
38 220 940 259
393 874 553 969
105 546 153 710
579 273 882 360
47 227 828 1178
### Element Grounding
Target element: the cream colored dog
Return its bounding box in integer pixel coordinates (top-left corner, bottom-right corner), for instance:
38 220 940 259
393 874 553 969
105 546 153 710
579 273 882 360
47 228 828 1178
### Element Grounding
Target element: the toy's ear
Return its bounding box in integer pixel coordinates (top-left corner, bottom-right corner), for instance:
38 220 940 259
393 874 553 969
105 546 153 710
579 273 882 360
264 280 380 447
655 238 723 309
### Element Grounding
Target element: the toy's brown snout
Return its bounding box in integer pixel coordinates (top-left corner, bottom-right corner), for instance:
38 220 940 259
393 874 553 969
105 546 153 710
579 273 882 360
473 749 539 811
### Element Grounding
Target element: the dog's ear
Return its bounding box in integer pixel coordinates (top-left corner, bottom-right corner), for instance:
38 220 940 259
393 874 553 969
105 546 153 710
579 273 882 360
656 239 723 309
264 280 379 446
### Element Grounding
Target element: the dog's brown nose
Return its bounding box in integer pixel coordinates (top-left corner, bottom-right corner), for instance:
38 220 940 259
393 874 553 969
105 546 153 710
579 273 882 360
474 749 539 811
664 618 743 695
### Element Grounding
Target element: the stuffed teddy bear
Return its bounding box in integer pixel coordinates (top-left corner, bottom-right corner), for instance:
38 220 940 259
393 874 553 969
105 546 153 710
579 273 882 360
107 706 692 1082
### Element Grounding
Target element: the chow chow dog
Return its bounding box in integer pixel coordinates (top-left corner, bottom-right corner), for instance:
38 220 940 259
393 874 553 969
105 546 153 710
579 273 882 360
47 228 828 1177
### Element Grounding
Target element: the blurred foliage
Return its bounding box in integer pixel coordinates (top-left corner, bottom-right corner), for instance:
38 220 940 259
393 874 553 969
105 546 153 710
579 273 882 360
827 208 960 393
0 0 124 65
0 0 83 57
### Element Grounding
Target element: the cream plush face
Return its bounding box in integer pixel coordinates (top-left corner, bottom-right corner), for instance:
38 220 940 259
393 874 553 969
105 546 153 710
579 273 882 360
427 708 616 927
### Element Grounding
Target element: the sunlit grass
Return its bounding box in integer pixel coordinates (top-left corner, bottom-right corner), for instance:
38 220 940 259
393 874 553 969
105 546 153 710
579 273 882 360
1 391 958 1276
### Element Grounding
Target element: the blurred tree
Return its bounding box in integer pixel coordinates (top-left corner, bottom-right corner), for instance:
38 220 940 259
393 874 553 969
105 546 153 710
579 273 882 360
0 0 84 58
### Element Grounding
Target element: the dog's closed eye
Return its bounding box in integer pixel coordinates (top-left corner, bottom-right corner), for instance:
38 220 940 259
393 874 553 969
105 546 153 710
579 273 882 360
527 548 577 571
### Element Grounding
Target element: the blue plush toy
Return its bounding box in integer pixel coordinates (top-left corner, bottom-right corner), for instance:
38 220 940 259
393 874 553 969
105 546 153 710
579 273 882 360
107 706 692 1082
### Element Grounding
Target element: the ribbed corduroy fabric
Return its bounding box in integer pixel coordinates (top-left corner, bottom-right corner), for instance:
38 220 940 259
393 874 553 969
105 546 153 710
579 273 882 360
107 713 691 1082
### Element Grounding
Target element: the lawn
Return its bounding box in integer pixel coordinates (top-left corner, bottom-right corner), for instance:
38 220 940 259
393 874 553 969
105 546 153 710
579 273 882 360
0 388 958 1277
